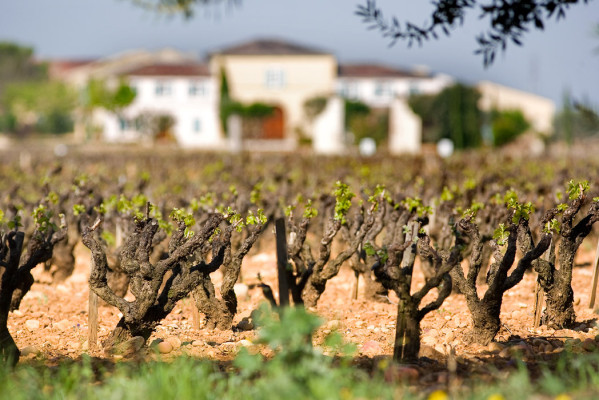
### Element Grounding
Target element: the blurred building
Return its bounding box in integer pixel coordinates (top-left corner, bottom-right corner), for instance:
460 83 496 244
210 39 337 151
477 80 556 135
47 38 554 155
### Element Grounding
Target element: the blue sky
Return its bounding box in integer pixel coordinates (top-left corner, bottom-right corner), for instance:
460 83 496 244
1 0 598 108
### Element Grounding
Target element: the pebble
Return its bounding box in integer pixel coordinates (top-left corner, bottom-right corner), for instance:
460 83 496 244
112 336 145 356
384 365 420 383
166 337 182 349
25 319 40 330
56 285 69 294
582 338 596 352
157 341 173 354
234 283 249 301
239 339 252 347
11 310 23 317
487 342 504 353
326 320 341 330
54 319 71 331
361 340 382 354
191 340 204 347
236 317 254 331
20 345 40 357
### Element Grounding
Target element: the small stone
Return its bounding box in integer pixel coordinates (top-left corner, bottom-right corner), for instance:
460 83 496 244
166 337 182 349
367 325 375 330
582 338 596 352
221 342 239 353
11 310 23 317
419 345 445 362
384 365 420 383
574 297 581 306
112 336 145 356
427 329 439 338
326 320 341 330
25 319 40 330
81 341 89 351
157 341 173 354
191 340 203 347
498 347 512 358
236 317 254 331
56 284 69 294
511 342 532 356
487 342 504 353
361 340 382 354
239 339 252 347
54 319 71 331
20 345 40 357
234 283 249 301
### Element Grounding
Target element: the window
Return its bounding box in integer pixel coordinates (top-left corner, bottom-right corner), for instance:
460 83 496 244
409 82 420 95
374 81 392 98
193 118 202 133
340 82 358 99
265 68 285 89
189 81 207 97
155 81 172 96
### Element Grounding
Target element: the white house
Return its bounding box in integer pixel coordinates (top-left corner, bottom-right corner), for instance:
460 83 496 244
477 80 556 135
100 62 224 148
337 63 453 107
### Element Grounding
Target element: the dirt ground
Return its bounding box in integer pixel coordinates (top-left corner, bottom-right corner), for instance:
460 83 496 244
9 235 599 376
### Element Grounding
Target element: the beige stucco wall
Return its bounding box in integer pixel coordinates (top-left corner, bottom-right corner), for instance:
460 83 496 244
477 80 556 135
210 54 337 141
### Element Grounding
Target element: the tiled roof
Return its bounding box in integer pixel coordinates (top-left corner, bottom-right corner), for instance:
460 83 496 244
338 64 425 79
122 63 210 77
47 59 96 78
216 39 328 55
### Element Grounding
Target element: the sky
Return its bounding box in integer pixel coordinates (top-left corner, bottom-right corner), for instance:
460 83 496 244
1 0 598 108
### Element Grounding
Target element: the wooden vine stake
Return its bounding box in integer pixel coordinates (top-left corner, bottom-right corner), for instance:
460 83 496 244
394 221 418 361
88 288 98 350
588 237 599 310
87 219 103 350
275 217 290 307
533 239 553 327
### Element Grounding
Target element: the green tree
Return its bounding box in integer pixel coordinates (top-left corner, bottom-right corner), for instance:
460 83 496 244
128 2 591 66
554 93 599 143
490 109 530 146
0 42 46 99
409 83 482 149
81 79 136 140
0 42 48 133
357 0 593 66
2 81 77 134
344 100 388 146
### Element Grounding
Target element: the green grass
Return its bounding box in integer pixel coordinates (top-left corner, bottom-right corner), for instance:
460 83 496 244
3 306 599 400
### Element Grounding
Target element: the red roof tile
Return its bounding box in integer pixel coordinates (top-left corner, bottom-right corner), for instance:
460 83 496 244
338 64 425 79
123 63 210 77
216 39 328 55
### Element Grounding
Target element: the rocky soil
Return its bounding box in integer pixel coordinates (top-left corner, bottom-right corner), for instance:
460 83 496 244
9 236 599 381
